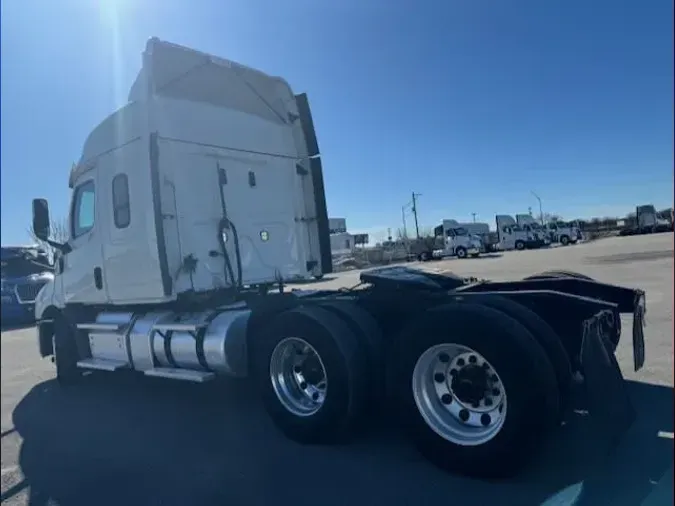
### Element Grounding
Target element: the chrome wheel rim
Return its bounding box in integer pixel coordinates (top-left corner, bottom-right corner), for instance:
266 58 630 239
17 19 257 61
412 343 507 446
270 337 327 417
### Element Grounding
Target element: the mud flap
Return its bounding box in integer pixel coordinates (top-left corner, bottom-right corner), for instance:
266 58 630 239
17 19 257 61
632 292 646 372
580 310 636 446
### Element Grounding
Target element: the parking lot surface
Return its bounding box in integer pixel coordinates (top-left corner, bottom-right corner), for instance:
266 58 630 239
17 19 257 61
1 234 673 506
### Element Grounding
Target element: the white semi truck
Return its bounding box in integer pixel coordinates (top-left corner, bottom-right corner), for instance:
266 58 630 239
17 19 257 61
454 222 500 253
32 38 648 480
514 215 552 247
495 215 547 251
416 219 482 260
543 221 582 246
416 222 480 261
620 205 673 236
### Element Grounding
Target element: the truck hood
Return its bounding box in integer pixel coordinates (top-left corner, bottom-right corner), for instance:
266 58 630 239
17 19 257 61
1 272 54 284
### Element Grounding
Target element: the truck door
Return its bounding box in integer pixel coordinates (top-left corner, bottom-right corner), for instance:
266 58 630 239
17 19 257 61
445 228 456 255
102 142 169 303
61 172 108 304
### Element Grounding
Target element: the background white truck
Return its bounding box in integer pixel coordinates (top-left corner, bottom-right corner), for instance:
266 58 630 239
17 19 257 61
619 204 674 236
454 222 500 253
514 215 552 247
495 215 547 251
417 219 482 260
543 221 581 245
30 37 649 481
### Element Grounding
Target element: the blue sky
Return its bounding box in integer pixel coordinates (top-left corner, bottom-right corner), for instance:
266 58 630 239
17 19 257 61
1 0 672 244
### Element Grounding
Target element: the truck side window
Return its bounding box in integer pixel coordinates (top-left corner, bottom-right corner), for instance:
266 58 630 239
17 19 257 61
72 180 96 238
112 174 131 229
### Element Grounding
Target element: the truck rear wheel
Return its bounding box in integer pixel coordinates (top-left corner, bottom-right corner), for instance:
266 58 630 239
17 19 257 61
53 314 84 386
456 247 467 259
464 296 572 422
317 301 384 403
560 235 570 246
391 302 558 478
515 240 525 251
251 306 369 445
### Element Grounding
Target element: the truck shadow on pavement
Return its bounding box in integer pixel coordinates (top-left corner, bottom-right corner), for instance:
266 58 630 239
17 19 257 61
8 375 673 506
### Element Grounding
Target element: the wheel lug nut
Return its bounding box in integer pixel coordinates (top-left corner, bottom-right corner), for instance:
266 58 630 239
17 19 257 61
482 363 490 370
438 353 450 363
434 373 445 383
490 374 498 382
449 368 458 376
299 381 307 389
468 355 477 364
459 409 469 422
441 394 452 404
293 365 302 373
457 358 465 367
492 388 500 396
311 392 320 401
480 414 491 426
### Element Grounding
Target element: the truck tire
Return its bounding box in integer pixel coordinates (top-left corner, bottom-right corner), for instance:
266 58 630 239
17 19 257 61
461 295 572 422
391 302 558 479
53 314 84 386
317 300 384 404
559 235 570 246
525 270 594 281
455 247 467 259
515 240 525 251
250 306 369 445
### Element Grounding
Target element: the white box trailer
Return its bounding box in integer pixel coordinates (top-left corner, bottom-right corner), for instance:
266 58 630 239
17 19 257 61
31 38 648 480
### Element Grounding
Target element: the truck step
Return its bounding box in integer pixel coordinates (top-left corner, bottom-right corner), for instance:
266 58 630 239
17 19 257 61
77 358 129 371
143 368 215 383
76 323 123 332
152 322 207 333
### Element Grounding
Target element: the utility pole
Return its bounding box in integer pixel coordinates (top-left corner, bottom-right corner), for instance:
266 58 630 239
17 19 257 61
471 212 477 223
411 192 422 239
531 191 543 225
401 206 408 238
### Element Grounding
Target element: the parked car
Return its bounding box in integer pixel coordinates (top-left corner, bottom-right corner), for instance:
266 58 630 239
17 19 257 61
1 245 53 324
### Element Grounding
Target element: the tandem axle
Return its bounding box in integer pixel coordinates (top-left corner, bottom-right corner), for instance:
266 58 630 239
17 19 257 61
38 266 646 479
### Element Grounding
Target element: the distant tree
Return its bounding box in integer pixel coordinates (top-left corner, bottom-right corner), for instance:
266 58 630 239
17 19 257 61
395 228 409 241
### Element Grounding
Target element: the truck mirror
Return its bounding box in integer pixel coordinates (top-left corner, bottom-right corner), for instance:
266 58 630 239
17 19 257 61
32 198 51 241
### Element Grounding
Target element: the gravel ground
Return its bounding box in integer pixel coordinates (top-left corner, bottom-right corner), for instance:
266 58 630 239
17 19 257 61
1 233 673 506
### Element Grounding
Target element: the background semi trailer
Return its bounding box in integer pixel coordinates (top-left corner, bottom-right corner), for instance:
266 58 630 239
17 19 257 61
32 37 648 480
